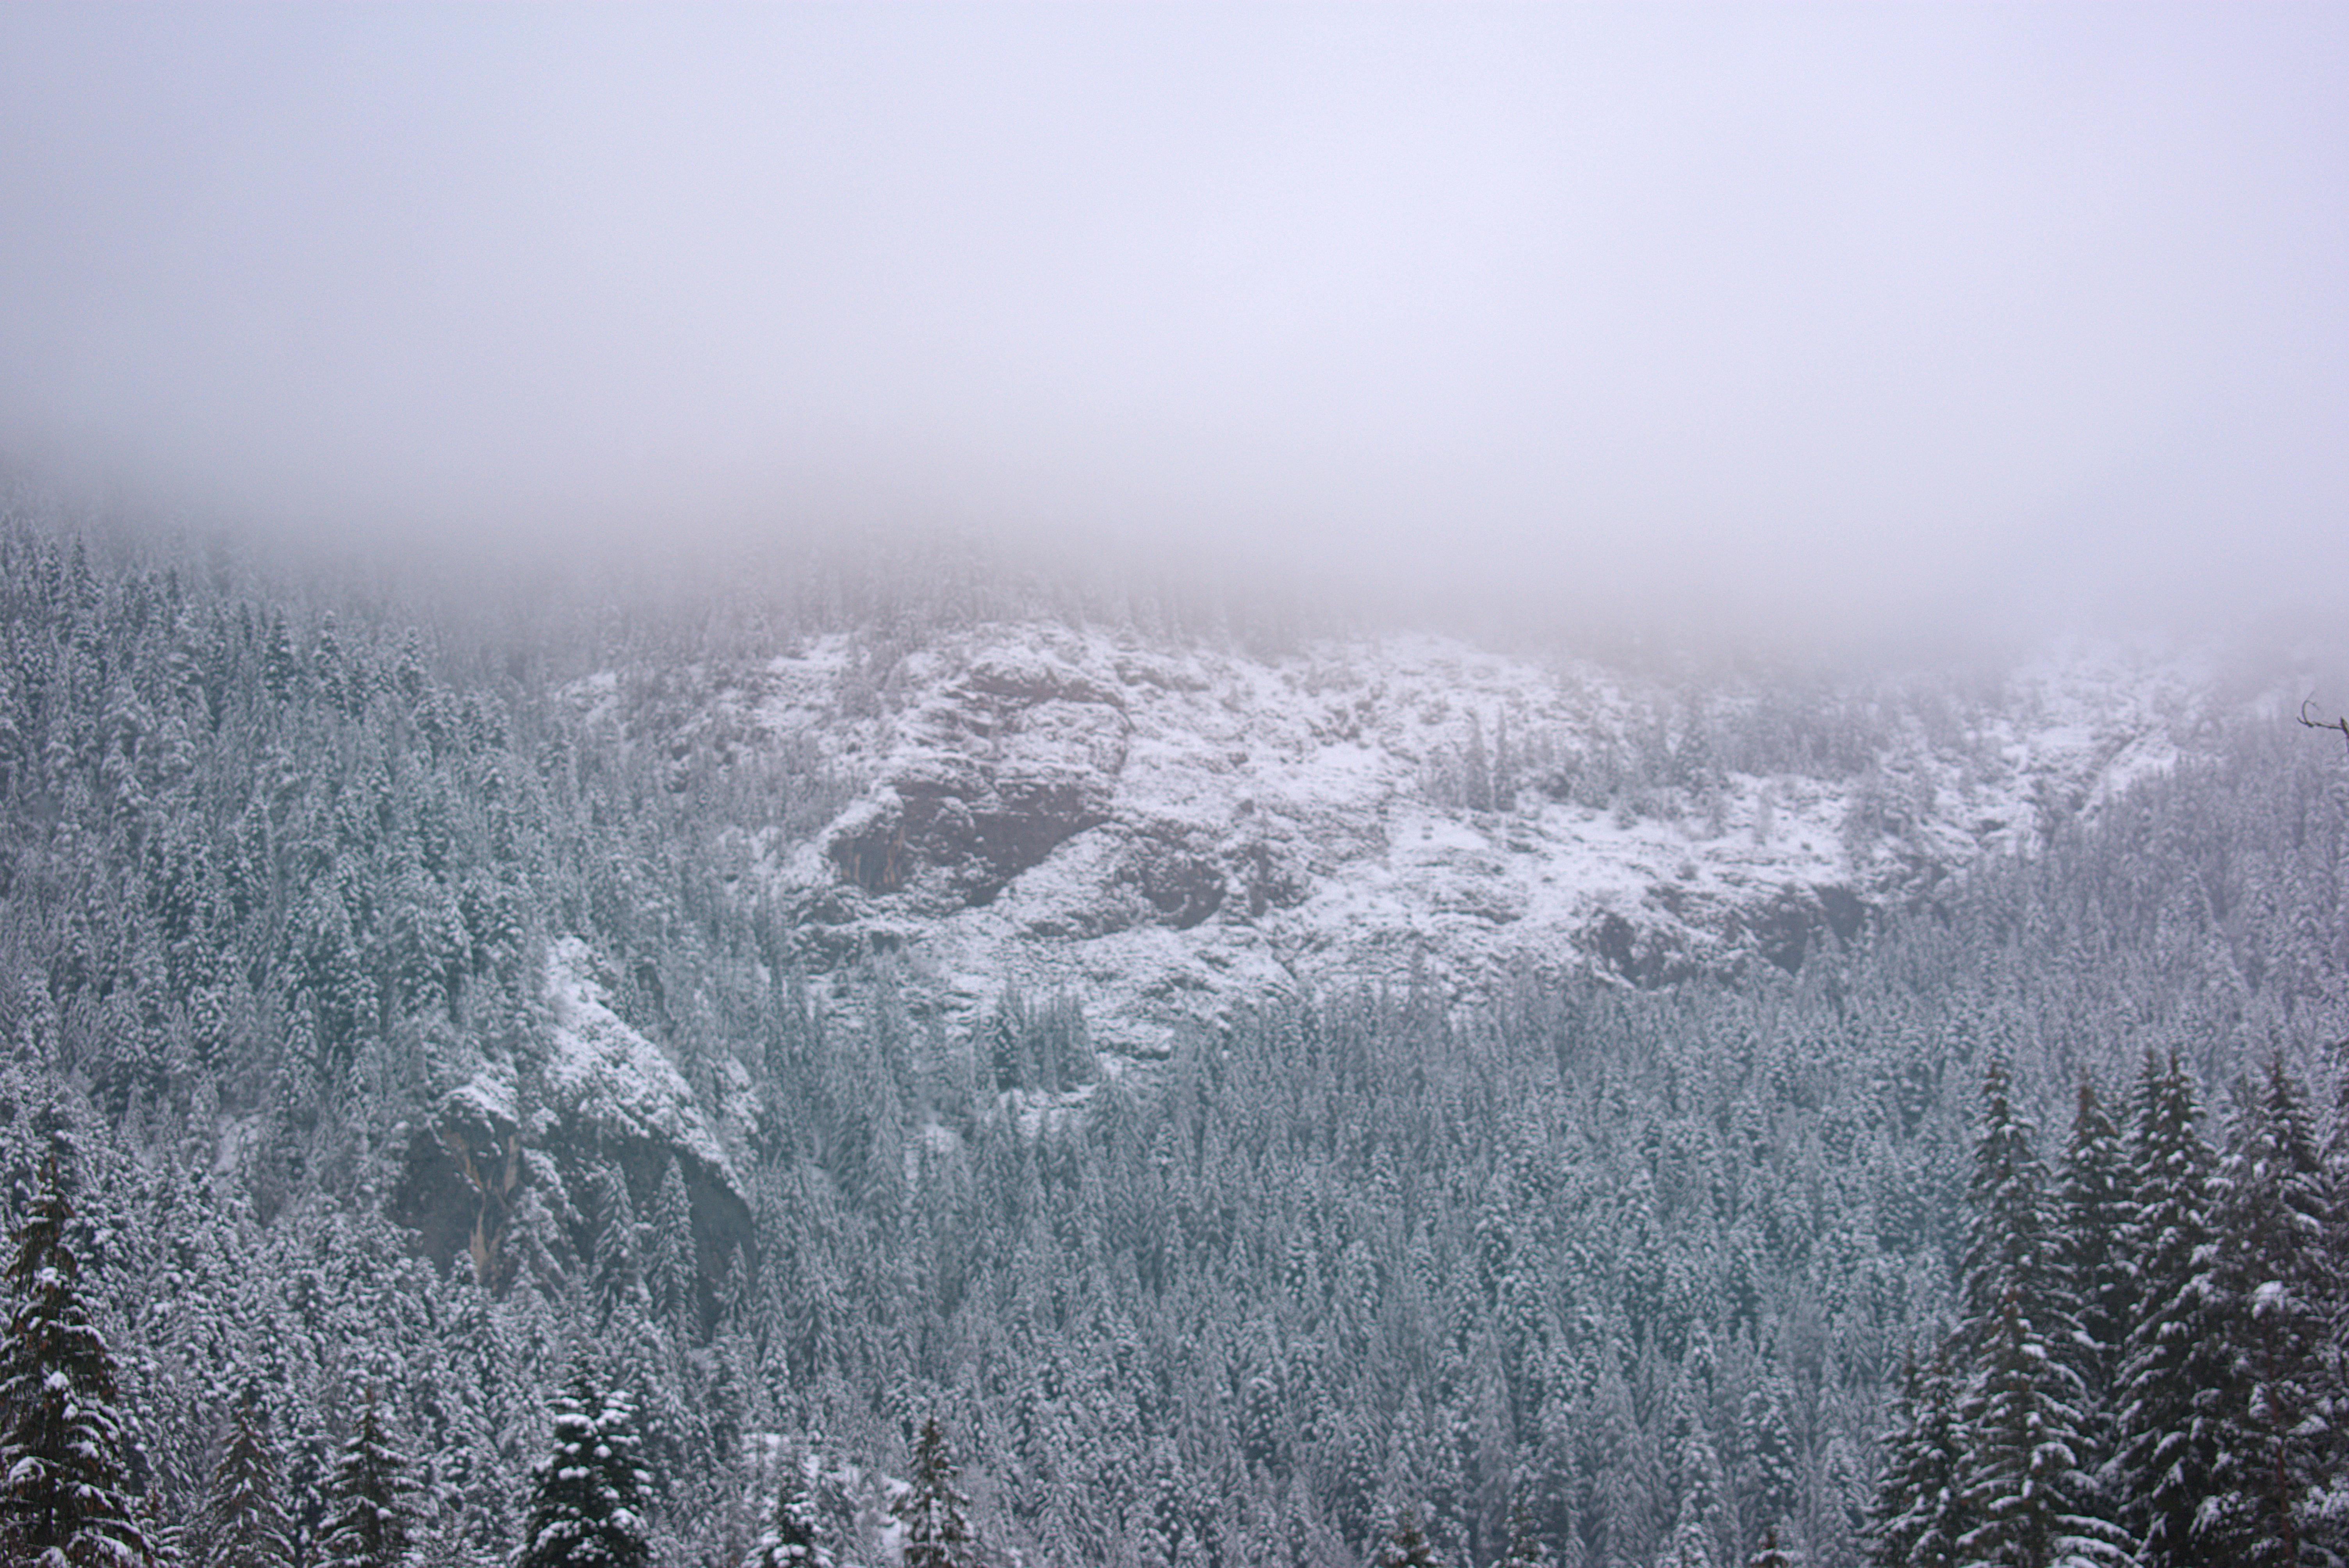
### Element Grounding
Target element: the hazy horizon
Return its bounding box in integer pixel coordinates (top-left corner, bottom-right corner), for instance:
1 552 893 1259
4 4 2345 657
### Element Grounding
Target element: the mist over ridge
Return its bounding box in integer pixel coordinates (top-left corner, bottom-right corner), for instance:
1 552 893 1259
5 4 2346 666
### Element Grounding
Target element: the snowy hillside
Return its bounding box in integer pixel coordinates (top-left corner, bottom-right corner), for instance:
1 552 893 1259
10 518 2344 1568
575 627 2235 1056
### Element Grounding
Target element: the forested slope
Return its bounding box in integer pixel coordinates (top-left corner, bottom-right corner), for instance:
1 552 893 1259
1 515 2344 1568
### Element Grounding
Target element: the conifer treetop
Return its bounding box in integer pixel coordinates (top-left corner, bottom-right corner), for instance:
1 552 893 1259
902 1416 976 1568
1373 1507 1443 1568
519 1363 652 1568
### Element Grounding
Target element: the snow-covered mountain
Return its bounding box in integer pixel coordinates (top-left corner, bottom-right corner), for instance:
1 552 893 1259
573 625 2237 1058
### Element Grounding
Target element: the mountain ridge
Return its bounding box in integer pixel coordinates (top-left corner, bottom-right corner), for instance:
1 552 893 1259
568 623 2236 1058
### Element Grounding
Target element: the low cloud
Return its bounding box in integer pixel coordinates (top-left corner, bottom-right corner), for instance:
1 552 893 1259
3 5 2344 655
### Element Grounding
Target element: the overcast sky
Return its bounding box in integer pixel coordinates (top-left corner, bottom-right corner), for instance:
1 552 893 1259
2 4 2344 650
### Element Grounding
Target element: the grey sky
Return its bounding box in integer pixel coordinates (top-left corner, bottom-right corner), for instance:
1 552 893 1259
2 4 2343 649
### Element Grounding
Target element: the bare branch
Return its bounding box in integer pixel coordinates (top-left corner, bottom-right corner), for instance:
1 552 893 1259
2301 697 2349 754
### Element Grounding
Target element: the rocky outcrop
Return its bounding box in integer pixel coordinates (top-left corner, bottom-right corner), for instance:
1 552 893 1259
394 939 753 1310
570 627 2221 1056
823 651 1128 906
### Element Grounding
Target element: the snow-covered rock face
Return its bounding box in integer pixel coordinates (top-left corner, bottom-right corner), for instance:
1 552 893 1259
402 939 751 1294
601 627 2230 1057
540 937 743 1188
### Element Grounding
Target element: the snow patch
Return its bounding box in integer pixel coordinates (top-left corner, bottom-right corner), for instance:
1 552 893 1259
538 937 738 1187
610 624 2255 1056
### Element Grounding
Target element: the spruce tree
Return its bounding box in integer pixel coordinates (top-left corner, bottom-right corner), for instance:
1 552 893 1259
1659 1507 1719 1568
901 1417 976 1568
1746 1525 1792 1568
1738 1381 1799 1549
1954 1292 2135 1568
2204 1053 2334 1567
2316 1039 2349 1566
1373 1507 1443 1568
1866 1347 1966 1568
517 1366 653 1568
0 1143 154 1568
188 1394 295 1568
316 1393 417 1568
1945 1057 2132 1568
2115 1052 2228 1568
2058 1074 2136 1436
1959 1057 2067 1352
143 1494 185 1567
745 1453 831 1568
1495 1490 1547 1568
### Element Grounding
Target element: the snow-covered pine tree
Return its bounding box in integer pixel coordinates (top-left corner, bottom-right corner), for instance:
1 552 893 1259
745 1452 831 1568
1745 1525 1792 1568
1373 1507 1444 1568
1738 1379 1798 1552
0 1141 155 1568
1945 1056 2133 1568
902 1416 977 1568
1662 1372 1729 1567
1495 1489 1547 1568
648 1156 697 1342
1953 1291 2136 1568
589 1170 647 1330
517 1365 652 1568
315 1393 418 1568
2316 1036 2349 1566
1959 1057 2068 1353
137 1495 182 1568
2203 1053 2335 1568
2059 1074 2136 1438
2115 1052 2229 1568
1658 1505 1720 1568
1865 1347 1966 1568
188 1393 295 1568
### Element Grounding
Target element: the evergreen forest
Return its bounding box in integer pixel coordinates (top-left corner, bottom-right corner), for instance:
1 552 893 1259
3 513 2348 1568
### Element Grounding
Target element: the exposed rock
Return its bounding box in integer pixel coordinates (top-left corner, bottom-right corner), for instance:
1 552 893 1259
570 627 2231 1053
821 655 1126 905
397 939 753 1310
1740 884 1866 975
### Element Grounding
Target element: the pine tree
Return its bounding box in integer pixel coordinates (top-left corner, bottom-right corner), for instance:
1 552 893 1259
262 612 299 704
0 1142 155 1568
1959 1057 2067 1352
2115 1052 2229 1568
901 1417 976 1568
1495 1489 1547 1568
2059 1074 2136 1436
1659 1508 1719 1568
648 1156 698 1340
1738 1380 1798 1549
1865 1347 1966 1568
745 1454 831 1568
2315 1039 2349 1567
2203 1053 2333 1568
1373 1507 1443 1568
1662 1374 1729 1568
1953 1292 2136 1568
1943 1056 2132 1568
589 1171 647 1329
1746 1524 1792 1568
316 1394 417 1568
188 1394 295 1568
517 1366 652 1568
